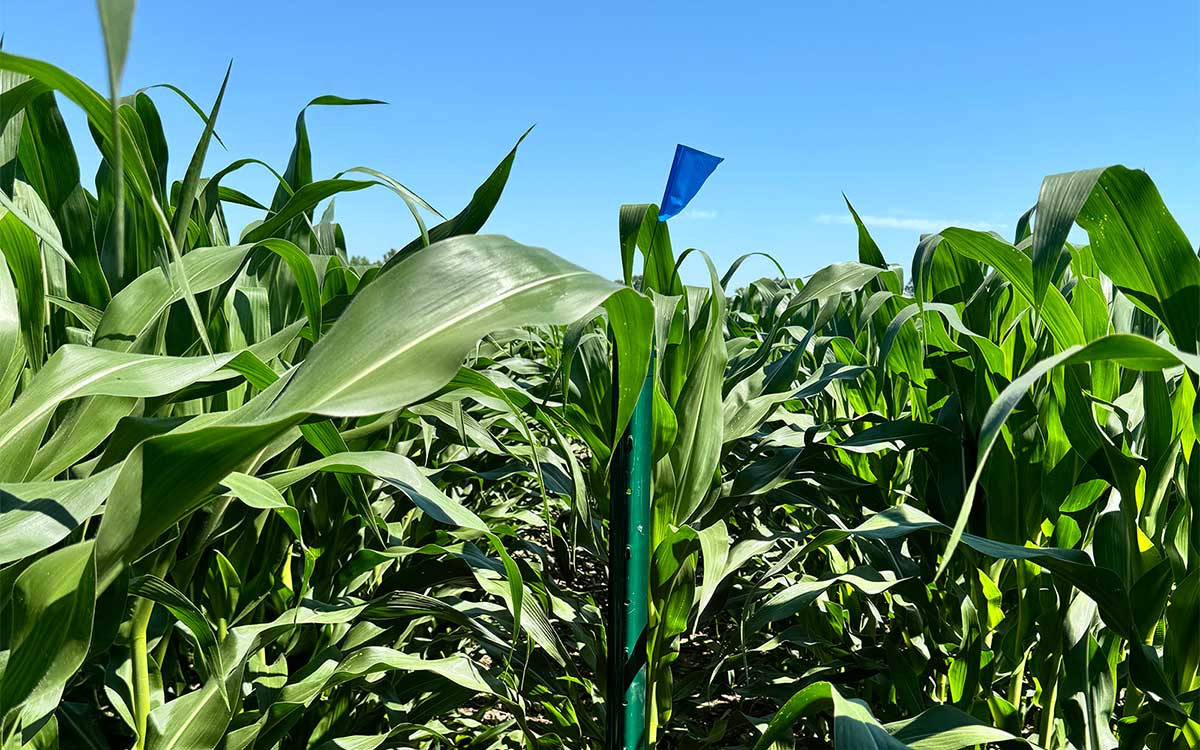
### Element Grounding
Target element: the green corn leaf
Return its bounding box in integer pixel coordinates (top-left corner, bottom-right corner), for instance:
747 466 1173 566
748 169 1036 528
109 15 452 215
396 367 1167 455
168 63 230 253
0 540 96 731
380 127 533 271
269 95 385 214
1076 166 1200 351
1031 167 1105 306
0 210 46 370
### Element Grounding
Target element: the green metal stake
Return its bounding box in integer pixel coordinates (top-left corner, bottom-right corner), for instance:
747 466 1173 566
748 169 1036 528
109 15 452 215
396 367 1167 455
607 354 653 750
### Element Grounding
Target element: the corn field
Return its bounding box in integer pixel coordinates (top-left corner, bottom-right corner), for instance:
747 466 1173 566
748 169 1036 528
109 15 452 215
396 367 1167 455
0 8 1197 750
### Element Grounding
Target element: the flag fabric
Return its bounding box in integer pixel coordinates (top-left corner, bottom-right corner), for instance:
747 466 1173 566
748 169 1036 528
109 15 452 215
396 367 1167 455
657 144 723 222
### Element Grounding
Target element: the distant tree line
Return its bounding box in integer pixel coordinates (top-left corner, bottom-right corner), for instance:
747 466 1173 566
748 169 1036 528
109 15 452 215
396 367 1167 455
348 249 399 267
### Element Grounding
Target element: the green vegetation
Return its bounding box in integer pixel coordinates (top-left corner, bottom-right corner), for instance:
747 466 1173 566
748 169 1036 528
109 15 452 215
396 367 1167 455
0 8 1197 750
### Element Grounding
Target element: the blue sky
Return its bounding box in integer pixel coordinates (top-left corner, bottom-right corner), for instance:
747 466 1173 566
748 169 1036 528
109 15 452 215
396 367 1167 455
5 1 1198 284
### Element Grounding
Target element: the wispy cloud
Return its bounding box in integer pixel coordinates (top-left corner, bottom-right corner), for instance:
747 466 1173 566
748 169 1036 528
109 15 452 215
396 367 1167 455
814 213 1005 233
679 209 718 220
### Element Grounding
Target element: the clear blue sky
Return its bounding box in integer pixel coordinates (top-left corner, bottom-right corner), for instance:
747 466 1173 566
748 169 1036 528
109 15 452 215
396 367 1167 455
5 1 1198 284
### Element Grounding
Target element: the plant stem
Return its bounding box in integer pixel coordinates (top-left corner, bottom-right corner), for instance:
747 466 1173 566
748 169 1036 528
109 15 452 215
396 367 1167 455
1008 562 1028 710
131 596 155 750
131 540 180 750
152 628 171 668
1038 651 1061 748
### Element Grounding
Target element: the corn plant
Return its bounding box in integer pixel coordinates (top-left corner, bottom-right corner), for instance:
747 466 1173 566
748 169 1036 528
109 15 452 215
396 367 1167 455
561 167 1197 748
0 11 652 749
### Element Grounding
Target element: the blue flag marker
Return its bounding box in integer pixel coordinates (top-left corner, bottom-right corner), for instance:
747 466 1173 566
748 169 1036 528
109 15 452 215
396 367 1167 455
657 144 723 222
